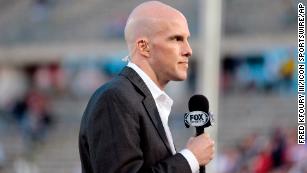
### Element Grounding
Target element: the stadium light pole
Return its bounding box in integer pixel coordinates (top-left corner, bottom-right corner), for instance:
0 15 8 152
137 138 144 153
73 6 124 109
197 0 222 172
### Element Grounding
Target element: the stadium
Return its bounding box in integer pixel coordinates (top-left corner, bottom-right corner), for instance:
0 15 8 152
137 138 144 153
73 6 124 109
0 0 305 172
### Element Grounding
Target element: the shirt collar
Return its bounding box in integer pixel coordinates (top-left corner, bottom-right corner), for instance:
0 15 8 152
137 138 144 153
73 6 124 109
127 62 173 104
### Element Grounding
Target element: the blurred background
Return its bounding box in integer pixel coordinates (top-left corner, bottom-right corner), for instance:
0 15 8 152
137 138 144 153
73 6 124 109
0 0 306 173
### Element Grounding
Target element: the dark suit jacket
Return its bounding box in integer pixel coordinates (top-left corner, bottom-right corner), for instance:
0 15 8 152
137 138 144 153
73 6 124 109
79 67 191 173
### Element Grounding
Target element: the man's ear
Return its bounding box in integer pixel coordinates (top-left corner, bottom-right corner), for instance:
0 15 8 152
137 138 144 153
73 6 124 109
137 39 150 57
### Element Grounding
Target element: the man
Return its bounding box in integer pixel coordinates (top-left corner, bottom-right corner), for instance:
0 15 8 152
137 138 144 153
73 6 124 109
79 1 214 173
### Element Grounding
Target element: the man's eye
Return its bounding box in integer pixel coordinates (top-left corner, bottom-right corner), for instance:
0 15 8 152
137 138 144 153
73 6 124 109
176 36 183 41
171 36 183 41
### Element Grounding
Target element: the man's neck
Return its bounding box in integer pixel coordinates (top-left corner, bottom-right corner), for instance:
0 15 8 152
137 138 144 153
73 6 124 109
131 61 168 90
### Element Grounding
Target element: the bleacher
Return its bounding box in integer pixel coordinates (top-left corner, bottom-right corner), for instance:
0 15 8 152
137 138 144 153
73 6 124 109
0 0 300 44
0 0 190 43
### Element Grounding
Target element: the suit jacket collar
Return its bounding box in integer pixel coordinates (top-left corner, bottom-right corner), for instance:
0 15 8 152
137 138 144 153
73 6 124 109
119 66 173 154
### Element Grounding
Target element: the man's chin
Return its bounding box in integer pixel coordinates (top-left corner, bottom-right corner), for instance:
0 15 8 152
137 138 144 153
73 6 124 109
172 74 187 81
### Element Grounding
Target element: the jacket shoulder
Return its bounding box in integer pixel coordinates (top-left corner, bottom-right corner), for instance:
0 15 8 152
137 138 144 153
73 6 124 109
93 75 138 101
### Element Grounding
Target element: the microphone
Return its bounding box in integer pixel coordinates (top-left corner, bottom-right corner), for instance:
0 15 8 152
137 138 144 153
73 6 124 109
184 95 213 173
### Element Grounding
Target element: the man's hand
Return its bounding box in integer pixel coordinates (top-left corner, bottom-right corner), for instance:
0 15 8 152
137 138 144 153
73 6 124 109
186 133 214 166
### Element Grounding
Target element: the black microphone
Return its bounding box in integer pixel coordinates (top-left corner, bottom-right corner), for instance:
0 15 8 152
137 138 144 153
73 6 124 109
184 95 212 173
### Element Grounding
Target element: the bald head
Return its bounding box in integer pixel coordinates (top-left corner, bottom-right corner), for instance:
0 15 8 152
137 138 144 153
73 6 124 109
124 1 187 54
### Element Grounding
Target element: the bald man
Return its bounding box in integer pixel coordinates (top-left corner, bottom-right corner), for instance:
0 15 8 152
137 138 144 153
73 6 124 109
79 1 214 173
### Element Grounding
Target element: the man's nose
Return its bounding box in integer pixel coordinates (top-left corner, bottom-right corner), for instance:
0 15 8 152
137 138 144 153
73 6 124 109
182 41 192 58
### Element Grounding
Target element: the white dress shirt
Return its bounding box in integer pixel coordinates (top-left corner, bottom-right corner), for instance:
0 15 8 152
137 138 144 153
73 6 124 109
127 62 199 173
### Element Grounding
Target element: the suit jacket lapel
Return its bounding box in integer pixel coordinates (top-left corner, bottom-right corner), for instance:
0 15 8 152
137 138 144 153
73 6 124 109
120 67 173 154
142 97 173 154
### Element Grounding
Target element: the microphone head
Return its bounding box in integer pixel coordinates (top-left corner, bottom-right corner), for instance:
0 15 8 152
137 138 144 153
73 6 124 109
188 95 209 113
